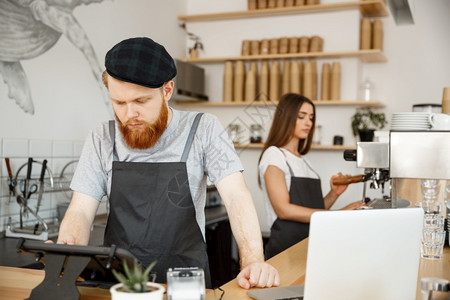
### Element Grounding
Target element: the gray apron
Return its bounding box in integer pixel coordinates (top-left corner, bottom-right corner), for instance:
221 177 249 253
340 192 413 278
265 154 325 259
103 113 211 287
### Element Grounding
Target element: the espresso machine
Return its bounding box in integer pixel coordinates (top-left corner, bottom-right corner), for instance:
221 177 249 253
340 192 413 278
343 131 450 209
343 142 393 208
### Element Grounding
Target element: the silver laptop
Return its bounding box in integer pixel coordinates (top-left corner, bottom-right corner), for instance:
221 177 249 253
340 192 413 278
248 208 423 300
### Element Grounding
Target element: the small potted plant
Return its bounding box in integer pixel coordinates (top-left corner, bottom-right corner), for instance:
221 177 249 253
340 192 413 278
351 107 388 141
188 39 203 59
110 260 164 300
179 22 204 59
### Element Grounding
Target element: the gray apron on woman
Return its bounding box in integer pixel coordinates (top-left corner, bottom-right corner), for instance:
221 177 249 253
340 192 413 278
103 113 211 287
265 156 325 259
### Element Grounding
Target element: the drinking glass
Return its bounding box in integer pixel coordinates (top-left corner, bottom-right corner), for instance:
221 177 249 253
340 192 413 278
421 230 446 260
415 201 442 215
421 179 440 201
445 180 450 246
423 214 445 231
421 214 446 260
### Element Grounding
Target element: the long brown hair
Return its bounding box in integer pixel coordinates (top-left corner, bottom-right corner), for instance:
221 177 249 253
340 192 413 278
258 93 316 185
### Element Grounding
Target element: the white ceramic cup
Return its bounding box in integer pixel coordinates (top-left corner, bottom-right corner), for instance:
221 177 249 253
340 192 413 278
429 113 450 130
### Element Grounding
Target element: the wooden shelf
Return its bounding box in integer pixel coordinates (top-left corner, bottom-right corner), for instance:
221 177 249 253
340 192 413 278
179 49 386 64
311 144 356 151
178 0 388 22
175 100 385 107
233 143 356 150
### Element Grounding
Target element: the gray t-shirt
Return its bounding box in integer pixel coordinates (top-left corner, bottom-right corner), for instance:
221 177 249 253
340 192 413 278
71 108 243 237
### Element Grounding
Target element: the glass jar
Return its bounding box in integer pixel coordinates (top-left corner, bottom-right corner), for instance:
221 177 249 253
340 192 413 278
227 124 241 143
313 125 322 145
359 78 374 101
250 124 263 143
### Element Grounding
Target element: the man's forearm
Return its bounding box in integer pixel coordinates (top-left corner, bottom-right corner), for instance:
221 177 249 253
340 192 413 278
57 192 99 245
58 209 92 245
217 172 265 267
228 194 265 267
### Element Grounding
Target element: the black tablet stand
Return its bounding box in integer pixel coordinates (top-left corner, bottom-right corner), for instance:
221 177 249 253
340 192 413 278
17 239 124 300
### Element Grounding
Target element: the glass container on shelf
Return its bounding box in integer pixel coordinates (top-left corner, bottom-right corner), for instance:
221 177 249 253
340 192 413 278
313 124 322 145
359 78 374 101
227 124 241 144
250 124 263 143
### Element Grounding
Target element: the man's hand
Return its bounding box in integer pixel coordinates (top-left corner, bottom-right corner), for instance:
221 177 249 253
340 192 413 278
236 262 280 289
56 235 77 245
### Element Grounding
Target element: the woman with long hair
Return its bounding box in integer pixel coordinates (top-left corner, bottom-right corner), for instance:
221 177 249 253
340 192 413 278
258 93 364 259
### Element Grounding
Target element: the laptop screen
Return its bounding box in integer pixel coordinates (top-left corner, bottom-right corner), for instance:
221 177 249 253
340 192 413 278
247 208 423 300
304 208 423 300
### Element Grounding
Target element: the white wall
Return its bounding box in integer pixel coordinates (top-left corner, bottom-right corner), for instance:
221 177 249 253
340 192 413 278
0 0 187 140
175 0 450 233
0 0 186 232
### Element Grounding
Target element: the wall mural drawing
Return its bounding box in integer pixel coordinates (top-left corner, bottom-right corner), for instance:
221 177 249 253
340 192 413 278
0 0 110 115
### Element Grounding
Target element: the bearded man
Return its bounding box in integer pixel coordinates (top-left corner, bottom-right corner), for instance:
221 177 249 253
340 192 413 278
57 37 279 289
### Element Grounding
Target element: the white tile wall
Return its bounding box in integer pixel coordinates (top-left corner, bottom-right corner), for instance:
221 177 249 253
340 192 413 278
0 138 107 236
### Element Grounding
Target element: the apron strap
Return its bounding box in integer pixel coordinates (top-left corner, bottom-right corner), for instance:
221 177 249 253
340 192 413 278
180 113 204 163
278 147 295 177
302 157 321 179
109 120 119 161
285 161 295 177
279 147 320 179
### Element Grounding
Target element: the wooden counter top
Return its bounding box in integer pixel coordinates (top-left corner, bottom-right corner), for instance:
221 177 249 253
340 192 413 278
206 238 310 300
1 241 448 300
205 240 450 300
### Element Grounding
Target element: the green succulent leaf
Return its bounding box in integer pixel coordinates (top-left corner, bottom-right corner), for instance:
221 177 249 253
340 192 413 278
112 259 157 293
143 260 157 281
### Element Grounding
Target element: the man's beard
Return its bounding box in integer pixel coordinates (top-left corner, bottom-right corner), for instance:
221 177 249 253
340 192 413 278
116 103 169 149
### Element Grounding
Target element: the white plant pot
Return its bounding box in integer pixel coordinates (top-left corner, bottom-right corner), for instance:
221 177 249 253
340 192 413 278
110 282 165 300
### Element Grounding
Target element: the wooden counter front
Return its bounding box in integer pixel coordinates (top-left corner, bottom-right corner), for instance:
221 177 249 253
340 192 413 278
0 266 111 300
1 241 448 300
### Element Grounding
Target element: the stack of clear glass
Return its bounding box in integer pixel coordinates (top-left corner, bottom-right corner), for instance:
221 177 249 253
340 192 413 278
446 181 450 246
416 179 442 214
416 179 446 259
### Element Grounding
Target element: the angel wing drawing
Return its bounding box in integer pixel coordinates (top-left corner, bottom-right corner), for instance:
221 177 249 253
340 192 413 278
0 0 110 115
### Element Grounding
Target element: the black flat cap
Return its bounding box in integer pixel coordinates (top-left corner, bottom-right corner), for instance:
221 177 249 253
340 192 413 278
105 37 177 88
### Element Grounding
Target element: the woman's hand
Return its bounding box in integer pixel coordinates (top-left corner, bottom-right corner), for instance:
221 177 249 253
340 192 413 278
329 172 349 196
324 172 352 209
341 200 366 210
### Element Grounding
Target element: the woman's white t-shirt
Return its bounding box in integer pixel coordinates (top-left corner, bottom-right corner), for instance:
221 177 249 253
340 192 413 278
259 146 320 228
